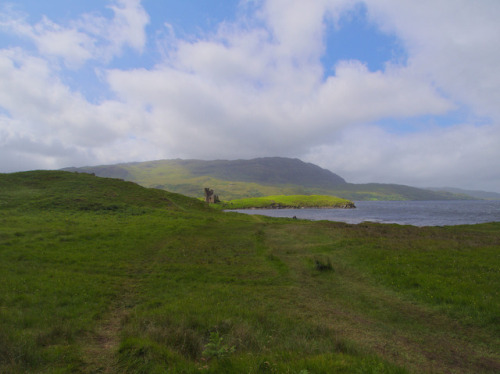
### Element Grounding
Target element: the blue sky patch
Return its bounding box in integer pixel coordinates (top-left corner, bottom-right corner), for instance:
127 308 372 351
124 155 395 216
322 3 407 74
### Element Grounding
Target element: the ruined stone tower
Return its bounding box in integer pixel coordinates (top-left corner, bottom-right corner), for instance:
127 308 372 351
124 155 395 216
204 188 220 204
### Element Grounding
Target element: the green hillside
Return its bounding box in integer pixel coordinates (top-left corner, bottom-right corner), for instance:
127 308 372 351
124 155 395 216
1 171 498 373
63 157 470 201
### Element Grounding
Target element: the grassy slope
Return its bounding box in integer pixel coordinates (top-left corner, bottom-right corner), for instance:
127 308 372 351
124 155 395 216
217 195 355 209
0 171 499 373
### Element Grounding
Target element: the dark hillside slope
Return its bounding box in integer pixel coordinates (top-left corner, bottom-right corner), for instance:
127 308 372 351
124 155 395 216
180 157 347 187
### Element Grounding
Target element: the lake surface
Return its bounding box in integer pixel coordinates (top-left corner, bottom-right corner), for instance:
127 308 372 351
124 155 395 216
230 200 500 226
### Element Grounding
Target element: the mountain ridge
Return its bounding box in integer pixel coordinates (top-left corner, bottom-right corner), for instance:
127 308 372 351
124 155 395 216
63 157 473 201
165 157 346 187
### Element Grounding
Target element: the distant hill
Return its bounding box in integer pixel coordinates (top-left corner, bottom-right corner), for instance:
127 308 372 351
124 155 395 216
63 157 472 201
429 187 500 200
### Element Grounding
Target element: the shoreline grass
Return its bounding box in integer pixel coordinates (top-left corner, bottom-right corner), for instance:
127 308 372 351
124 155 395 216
216 194 356 210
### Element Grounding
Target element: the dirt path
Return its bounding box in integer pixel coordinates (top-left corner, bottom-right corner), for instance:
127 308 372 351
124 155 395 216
78 238 165 372
79 283 137 373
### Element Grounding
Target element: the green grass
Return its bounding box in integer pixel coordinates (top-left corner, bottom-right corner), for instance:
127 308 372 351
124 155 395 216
0 171 498 373
215 195 355 210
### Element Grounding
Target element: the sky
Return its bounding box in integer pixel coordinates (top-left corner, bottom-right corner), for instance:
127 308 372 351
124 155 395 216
1 0 499 193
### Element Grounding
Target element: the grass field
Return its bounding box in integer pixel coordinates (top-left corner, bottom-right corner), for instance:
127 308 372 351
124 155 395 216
0 171 499 373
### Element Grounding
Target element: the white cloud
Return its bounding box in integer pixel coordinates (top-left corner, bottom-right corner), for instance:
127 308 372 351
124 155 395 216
0 0 499 192
299 0 500 191
0 47 154 170
31 16 95 68
312 61 453 124
0 0 149 67
105 4 453 160
79 0 149 62
365 0 500 118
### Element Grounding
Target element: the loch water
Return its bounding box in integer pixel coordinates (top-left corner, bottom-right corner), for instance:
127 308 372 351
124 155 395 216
231 200 500 226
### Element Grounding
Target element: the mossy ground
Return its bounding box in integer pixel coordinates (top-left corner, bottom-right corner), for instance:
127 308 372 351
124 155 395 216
0 171 498 373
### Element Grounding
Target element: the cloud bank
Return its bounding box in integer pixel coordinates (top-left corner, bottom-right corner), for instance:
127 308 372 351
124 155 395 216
1 0 499 192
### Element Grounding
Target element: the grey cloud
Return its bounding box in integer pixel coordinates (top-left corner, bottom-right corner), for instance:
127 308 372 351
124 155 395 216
305 123 500 192
0 129 93 172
